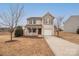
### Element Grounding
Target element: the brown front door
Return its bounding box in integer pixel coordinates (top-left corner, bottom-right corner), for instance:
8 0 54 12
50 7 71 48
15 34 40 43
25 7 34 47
38 28 41 35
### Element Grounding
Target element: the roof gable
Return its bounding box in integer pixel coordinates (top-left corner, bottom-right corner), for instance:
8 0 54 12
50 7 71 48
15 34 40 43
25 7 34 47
64 15 79 26
64 15 79 25
43 12 55 19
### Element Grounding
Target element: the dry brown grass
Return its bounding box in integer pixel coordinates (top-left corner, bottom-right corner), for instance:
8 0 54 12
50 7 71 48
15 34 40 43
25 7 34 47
0 33 54 56
58 31 79 44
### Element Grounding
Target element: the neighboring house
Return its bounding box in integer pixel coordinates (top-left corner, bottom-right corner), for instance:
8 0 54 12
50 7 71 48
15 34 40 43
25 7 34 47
24 12 55 37
64 16 79 33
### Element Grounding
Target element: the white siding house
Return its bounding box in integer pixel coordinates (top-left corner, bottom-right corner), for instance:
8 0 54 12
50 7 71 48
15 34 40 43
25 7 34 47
24 12 55 37
64 16 79 33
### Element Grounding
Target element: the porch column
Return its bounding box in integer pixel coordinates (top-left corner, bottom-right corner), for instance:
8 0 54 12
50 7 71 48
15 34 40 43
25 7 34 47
31 28 33 35
36 28 38 35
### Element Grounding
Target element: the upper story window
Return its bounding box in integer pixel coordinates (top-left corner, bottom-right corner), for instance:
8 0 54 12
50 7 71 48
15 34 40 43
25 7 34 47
32 20 36 24
44 17 52 25
47 18 50 24
28 19 36 24
27 17 42 24
29 20 32 24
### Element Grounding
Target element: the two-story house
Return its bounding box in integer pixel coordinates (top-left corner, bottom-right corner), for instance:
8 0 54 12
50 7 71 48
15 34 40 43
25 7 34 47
24 12 55 37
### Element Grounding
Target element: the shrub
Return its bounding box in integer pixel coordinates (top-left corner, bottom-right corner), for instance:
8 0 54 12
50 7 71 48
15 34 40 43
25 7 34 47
15 26 23 37
76 28 79 34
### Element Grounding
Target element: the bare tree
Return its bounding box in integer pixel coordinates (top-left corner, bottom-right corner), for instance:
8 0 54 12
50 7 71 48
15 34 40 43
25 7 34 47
0 4 24 41
56 16 64 37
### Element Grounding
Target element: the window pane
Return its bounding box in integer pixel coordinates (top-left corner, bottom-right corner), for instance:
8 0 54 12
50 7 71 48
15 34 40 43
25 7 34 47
33 28 36 33
33 20 36 24
28 28 31 33
29 20 32 24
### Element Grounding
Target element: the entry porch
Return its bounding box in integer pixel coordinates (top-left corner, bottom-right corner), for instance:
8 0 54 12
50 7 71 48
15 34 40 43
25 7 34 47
26 25 42 37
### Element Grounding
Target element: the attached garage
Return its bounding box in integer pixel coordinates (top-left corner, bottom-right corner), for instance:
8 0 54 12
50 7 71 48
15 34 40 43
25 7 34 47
44 30 53 35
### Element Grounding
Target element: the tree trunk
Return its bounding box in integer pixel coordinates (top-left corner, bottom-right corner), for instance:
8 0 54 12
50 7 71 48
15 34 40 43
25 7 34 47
10 32 13 41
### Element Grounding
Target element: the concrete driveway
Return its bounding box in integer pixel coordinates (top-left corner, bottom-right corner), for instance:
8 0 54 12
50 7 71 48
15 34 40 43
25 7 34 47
44 36 79 56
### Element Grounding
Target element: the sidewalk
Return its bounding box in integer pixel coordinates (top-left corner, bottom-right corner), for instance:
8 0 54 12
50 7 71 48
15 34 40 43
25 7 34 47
45 36 79 56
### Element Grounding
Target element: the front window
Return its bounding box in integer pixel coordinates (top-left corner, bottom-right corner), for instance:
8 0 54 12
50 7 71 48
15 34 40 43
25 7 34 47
28 28 31 33
32 28 36 33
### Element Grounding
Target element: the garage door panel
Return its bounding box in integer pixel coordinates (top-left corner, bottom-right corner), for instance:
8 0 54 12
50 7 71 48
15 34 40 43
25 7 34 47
44 30 52 35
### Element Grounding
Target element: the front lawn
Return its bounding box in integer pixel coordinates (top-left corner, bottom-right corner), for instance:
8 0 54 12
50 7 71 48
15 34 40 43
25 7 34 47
0 34 54 56
59 31 79 44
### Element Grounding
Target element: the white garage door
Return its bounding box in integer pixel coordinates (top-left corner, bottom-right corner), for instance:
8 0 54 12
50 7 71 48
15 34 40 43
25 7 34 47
44 30 52 35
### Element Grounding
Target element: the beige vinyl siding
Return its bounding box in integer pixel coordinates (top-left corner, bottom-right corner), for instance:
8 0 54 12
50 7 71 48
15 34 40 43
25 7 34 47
64 16 79 33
